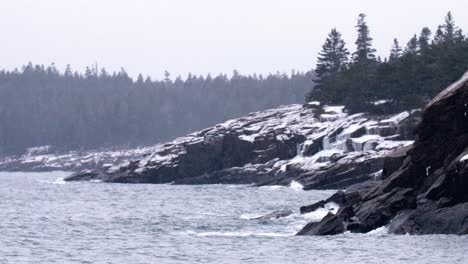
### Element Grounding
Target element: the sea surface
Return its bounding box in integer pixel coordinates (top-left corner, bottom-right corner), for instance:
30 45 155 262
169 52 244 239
1 171 467 264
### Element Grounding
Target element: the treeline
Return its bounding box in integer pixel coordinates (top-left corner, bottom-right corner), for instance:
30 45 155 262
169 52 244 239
307 12 468 113
0 66 312 155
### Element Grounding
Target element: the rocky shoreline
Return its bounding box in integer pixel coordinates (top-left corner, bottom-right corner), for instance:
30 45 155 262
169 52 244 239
297 71 468 235
1 102 415 190
57 104 417 189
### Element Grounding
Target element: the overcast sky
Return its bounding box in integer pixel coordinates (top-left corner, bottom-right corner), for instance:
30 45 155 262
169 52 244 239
1 0 467 79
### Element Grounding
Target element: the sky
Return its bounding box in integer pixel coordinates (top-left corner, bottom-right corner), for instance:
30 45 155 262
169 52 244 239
1 0 468 79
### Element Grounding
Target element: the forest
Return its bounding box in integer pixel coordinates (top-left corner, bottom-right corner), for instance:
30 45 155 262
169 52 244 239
307 12 468 113
0 65 312 155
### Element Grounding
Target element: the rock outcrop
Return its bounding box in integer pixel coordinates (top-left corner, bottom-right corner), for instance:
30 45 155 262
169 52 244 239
298 71 468 235
1 102 415 188
62 103 414 187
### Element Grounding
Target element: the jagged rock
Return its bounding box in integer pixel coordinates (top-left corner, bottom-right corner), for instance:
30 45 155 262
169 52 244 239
252 210 293 220
298 71 468 235
381 144 412 180
300 200 326 214
388 202 468 235
296 212 345 235
66 170 106 181
396 110 421 140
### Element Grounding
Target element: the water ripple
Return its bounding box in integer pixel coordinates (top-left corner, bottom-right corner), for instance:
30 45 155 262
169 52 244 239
0 171 467 264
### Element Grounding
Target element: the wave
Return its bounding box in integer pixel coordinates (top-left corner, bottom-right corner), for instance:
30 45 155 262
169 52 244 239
289 180 303 191
239 213 265 220
181 230 294 237
51 177 66 185
365 226 388 236
258 185 284 190
302 202 339 222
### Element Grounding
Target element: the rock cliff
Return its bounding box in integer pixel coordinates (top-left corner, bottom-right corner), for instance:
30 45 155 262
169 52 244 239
297 71 468 235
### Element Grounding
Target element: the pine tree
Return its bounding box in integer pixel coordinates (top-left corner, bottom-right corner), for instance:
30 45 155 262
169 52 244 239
315 28 350 78
307 28 349 103
418 27 432 50
353 13 376 63
434 12 464 44
389 38 403 61
164 70 171 83
443 11 456 42
64 64 73 77
405 35 418 54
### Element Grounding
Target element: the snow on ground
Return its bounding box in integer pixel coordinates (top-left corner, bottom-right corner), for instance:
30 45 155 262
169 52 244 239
0 104 414 175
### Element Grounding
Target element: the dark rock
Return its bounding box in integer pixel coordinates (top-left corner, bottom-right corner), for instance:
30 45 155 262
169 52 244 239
350 126 366 138
397 110 421 140
389 202 468 235
296 212 345 236
298 71 468 236
174 165 271 185
302 156 385 190
253 210 293 220
300 200 326 214
65 170 106 182
300 136 325 157
381 144 412 180
353 187 417 232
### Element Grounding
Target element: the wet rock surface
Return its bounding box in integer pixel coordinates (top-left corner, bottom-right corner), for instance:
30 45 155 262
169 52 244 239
297 71 468 235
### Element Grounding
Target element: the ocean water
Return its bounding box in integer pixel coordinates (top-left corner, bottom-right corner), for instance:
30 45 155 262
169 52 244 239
1 171 467 264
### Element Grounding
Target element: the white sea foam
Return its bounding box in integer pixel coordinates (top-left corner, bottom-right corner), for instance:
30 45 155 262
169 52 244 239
239 213 264 220
366 226 389 236
303 202 339 222
289 180 303 191
259 185 283 190
51 177 66 185
184 231 294 237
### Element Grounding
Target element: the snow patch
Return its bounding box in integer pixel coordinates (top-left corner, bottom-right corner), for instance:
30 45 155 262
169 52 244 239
380 111 410 125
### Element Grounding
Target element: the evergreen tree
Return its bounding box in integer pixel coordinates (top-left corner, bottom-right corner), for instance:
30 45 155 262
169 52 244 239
389 38 403 61
344 13 378 111
315 28 350 77
434 12 464 44
405 35 418 54
442 11 456 42
308 28 349 102
164 70 171 83
418 27 432 51
353 13 376 63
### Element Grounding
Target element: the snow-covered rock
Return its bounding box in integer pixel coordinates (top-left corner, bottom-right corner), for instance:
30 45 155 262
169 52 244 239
1 103 417 188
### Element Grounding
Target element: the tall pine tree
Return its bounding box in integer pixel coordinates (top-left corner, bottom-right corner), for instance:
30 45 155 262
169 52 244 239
418 27 432 51
307 28 349 103
315 28 350 77
434 12 465 44
405 35 418 54
389 38 403 61
353 13 377 63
